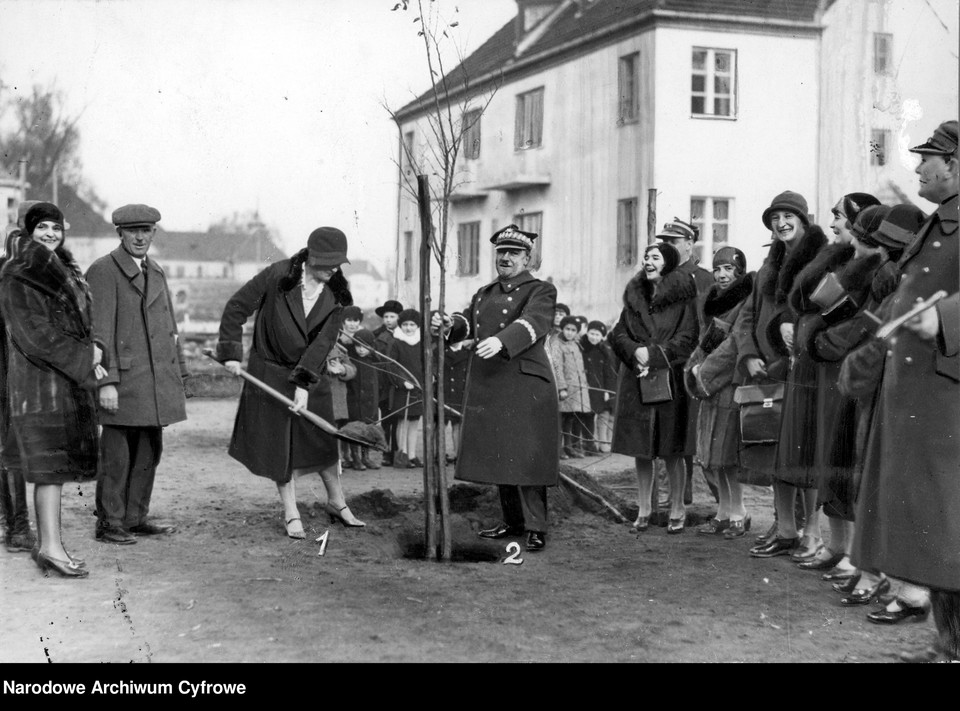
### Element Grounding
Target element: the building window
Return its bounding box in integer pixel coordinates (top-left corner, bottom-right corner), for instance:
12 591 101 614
874 33 892 75
402 131 415 176
512 211 543 270
870 129 890 166
403 230 414 282
690 197 731 267
515 87 544 150
457 221 480 276
616 198 638 267
463 109 481 160
175 265 185 278
691 48 736 118
618 52 639 124
196 265 203 277
222 265 229 278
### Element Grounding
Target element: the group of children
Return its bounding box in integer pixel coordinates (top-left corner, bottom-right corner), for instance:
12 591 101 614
546 303 619 460
324 302 471 469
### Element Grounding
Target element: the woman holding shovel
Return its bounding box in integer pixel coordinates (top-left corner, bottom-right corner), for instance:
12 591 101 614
216 226 365 537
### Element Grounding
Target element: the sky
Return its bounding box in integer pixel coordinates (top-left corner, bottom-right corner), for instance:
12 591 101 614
0 0 518 267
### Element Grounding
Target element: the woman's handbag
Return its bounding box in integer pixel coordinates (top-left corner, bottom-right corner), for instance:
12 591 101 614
733 381 784 445
638 368 674 405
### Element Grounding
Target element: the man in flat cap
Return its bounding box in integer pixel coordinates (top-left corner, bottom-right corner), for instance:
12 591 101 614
656 218 716 507
432 225 560 551
86 204 188 544
849 120 959 662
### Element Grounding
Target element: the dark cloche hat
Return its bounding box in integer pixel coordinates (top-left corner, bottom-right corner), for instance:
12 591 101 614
559 315 580 331
353 328 376 348
341 305 363 322
491 224 538 251
375 299 404 317
587 320 607 336
24 202 65 236
712 245 748 275
397 308 421 327
645 242 680 276
762 190 810 229
909 120 958 156
655 218 699 242
307 226 350 268
871 204 927 250
112 204 161 228
833 192 881 224
851 205 893 246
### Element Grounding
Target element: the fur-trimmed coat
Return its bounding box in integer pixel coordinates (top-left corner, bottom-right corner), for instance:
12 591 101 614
215 253 350 482
609 270 699 458
684 273 754 469
730 226 829 476
0 238 100 484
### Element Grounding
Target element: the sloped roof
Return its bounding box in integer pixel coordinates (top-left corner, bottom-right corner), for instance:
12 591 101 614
153 229 287 263
397 0 822 119
55 183 115 237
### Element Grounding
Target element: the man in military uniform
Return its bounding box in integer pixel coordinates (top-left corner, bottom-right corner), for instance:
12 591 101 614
656 218 716 506
850 120 959 662
86 204 189 544
432 225 559 551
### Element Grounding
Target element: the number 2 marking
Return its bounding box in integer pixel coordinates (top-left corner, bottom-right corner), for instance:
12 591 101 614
316 530 329 556
503 541 523 565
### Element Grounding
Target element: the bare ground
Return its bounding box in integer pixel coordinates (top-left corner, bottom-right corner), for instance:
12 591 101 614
0 398 938 664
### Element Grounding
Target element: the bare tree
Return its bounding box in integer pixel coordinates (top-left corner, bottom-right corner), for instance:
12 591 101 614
386 0 500 560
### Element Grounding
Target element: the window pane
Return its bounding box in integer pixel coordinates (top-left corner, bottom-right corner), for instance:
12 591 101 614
715 51 730 72
691 75 705 92
713 199 729 220
713 224 728 243
692 50 706 70
691 96 705 114
714 98 730 116
714 76 730 95
691 199 705 220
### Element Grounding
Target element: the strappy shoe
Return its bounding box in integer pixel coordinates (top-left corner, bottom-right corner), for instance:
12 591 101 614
632 515 649 532
285 517 306 539
325 504 366 528
723 516 751 539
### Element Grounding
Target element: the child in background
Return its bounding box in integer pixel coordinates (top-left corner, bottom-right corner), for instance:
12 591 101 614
336 306 363 467
581 320 618 454
387 309 424 468
555 315 591 459
346 328 381 470
325 342 356 465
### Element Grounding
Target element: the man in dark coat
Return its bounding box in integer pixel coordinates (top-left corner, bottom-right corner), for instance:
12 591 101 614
433 225 559 551
86 204 189 544
850 120 960 662
373 299 403 466
656 218 714 506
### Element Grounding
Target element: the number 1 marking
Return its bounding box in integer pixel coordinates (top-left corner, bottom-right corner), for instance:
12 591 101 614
316 530 329 556
503 541 523 565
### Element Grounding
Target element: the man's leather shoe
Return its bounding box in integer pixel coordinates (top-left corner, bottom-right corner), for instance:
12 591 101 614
129 522 176 536
749 536 799 558
478 523 523 539
96 527 137 545
526 531 545 551
840 578 890 606
797 549 844 570
867 604 930 625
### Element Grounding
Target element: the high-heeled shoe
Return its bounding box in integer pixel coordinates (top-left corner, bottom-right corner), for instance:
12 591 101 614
667 518 685 534
325 504 366 528
285 517 306 539
632 515 649 532
723 516 751 539
34 546 86 569
789 537 823 561
34 550 89 578
840 577 890 606
832 574 862 594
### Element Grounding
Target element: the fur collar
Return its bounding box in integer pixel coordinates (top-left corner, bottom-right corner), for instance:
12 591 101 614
838 253 884 294
870 260 901 303
757 225 829 305
1 238 89 303
703 272 755 318
393 327 421 346
623 269 697 314
789 241 855 314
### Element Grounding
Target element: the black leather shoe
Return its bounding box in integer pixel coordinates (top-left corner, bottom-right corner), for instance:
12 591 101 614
867 604 930 625
840 578 890 606
822 566 858 582
749 536 799 558
797 549 845 570
96 526 137 545
129 522 176 536
832 574 862 594
526 531 545 551
5 529 37 553
478 523 523 539
35 550 89 578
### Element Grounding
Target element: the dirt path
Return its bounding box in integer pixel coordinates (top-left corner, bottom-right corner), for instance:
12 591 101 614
0 398 935 663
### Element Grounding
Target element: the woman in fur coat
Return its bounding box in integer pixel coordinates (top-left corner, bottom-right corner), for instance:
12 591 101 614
610 243 698 533
732 191 829 559
685 247 754 539
0 203 102 577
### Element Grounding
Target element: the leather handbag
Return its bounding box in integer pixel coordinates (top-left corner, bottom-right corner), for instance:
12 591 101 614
733 382 784 445
639 368 674 405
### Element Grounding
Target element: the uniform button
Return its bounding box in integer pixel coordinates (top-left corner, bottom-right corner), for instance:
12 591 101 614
502 309 508 314
933 241 942 248
507 297 513 301
922 267 930 273
506 284 512 289
904 356 913 364
886 350 893 357
499 323 505 328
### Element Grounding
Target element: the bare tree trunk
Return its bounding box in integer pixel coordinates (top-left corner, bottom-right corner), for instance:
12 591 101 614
417 175 437 559
435 197 452 561
647 188 657 246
